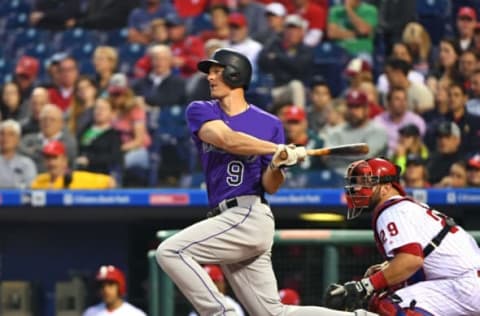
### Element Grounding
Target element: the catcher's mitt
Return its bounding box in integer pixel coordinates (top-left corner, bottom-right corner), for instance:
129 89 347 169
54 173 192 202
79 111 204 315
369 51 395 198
324 283 347 310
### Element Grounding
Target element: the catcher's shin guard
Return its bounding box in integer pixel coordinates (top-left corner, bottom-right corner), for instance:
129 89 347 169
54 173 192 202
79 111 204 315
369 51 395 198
369 295 433 316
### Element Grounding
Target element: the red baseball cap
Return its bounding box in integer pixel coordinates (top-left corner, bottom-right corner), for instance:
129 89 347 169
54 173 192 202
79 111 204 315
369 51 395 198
345 58 371 77
15 56 40 78
285 105 306 122
228 13 247 28
203 265 224 282
42 140 66 156
346 90 368 107
279 288 300 305
468 154 480 169
458 7 477 20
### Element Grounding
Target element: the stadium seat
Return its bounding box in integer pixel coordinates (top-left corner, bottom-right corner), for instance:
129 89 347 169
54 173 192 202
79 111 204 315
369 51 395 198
69 41 96 61
23 42 53 60
5 12 29 29
78 59 95 76
188 13 212 35
312 41 350 96
0 57 13 83
54 28 97 51
104 28 128 46
416 0 450 45
0 0 31 16
118 43 146 75
11 28 51 52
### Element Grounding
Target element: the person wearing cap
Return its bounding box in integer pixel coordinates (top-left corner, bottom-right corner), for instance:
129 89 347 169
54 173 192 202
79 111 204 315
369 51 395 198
374 86 426 157
466 68 480 116
236 0 269 40
226 12 262 78
188 265 245 316
254 2 287 44
258 14 313 108
427 121 465 185
20 87 50 135
279 288 300 305
293 0 327 46
323 89 387 176
327 0 378 57
402 154 430 188
48 56 79 112
392 123 429 174
83 265 146 316
14 55 40 100
30 140 116 189
282 105 326 187
199 2 231 42
345 57 373 92
165 14 206 78
127 0 175 44
384 58 434 114
467 154 480 187
19 104 77 173
0 120 37 189
446 81 480 156
0 82 29 122
456 6 478 51
44 52 68 89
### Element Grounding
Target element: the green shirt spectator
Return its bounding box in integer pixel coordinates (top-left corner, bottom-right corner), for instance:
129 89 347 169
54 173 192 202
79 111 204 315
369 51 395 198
328 0 378 55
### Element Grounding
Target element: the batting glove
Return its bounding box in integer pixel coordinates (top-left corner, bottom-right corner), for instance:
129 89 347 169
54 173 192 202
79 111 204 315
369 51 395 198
294 146 307 160
270 144 298 169
343 278 375 311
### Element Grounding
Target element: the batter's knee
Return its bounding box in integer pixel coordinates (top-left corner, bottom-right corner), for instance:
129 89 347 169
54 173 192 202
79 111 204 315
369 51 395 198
155 239 177 270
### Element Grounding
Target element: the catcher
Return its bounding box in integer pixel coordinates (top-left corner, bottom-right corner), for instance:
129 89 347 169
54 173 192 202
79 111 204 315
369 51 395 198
325 158 480 315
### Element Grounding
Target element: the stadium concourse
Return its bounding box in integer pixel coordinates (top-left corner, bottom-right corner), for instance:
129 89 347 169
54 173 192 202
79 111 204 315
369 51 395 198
1 0 480 316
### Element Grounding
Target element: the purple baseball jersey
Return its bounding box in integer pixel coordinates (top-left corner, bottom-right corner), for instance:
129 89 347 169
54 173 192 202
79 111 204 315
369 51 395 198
186 100 285 207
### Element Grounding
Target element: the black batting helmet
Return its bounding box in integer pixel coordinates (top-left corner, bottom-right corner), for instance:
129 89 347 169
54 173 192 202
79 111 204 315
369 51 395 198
197 48 252 89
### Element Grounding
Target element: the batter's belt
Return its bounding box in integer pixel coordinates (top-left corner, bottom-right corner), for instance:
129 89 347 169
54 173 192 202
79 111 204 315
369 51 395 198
207 195 269 218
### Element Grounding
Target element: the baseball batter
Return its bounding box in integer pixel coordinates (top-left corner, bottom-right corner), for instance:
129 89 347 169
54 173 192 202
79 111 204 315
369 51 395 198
156 48 376 316
327 158 480 315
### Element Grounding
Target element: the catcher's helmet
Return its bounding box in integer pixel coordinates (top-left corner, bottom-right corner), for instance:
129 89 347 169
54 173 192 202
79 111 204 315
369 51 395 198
197 48 252 89
96 265 126 296
344 158 405 219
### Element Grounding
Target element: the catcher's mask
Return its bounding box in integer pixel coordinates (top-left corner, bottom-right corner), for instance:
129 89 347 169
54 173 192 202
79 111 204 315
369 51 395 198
344 158 405 220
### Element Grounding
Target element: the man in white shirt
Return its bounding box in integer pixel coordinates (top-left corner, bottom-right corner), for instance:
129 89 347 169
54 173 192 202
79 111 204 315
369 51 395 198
83 265 146 316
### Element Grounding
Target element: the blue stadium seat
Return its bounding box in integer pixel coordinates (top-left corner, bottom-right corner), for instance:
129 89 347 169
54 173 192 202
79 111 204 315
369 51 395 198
188 13 212 35
54 28 97 51
416 0 449 45
0 0 31 16
23 43 53 60
11 28 50 52
0 58 14 79
118 43 146 75
78 59 95 75
104 28 128 46
312 42 350 97
5 12 29 29
69 42 96 60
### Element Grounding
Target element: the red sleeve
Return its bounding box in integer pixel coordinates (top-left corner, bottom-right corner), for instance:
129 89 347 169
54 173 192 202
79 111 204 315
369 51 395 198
302 3 326 30
393 242 424 258
181 36 206 77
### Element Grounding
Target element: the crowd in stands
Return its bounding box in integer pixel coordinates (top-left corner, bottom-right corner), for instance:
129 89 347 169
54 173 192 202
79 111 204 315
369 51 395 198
0 0 480 189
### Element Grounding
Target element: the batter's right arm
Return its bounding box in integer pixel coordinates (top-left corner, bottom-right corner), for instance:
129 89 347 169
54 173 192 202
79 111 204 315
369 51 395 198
198 120 279 156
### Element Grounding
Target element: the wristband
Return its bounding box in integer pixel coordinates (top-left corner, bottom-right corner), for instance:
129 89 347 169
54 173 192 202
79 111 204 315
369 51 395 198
369 270 388 291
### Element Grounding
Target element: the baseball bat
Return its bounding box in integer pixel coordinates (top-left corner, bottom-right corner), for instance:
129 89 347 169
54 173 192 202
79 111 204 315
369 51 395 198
279 143 369 159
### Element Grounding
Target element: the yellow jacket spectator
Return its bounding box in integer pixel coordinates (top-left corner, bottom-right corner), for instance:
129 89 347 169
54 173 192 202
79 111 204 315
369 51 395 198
31 140 116 189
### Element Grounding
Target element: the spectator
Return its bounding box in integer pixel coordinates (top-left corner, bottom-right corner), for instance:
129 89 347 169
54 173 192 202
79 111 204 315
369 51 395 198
377 0 415 53
0 120 37 189
31 141 115 189
14 56 40 100
148 18 169 45
467 154 480 186
93 46 118 96
29 0 80 30
358 81 383 118
254 2 286 44
67 76 98 138
43 52 68 88
258 14 313 108
384 58 434 114
427 38 462 92
199 2 230 42
467 69 480 115
48 56 79 112
307 77 333 135
402 22 432 76
83 265 145 316
165 15 206 79
456 6 477 51
20 87 50 135
427 121 464 185
376 42 425 96
133 45 187 108
402 154 430 188
474 23 480 53
127 0 175 44
436 160 468 188
76 98 122 175
323 90 388 175
19 104 77 173
374 87 426 157
446 81 480 156
65 0 137 30
459 49 478 88
226 13 262 78
392 124 429 173
293 0 326 47
344 57 373 91
327 0 378 58
0 82 29 122
423 78 451 151
323 98 347 135
279 288 300 305
237 0 269 40
108 74 151 176
188 265 244 316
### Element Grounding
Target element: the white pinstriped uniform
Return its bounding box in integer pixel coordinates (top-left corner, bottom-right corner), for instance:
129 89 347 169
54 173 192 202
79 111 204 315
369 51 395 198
376 197 480 315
